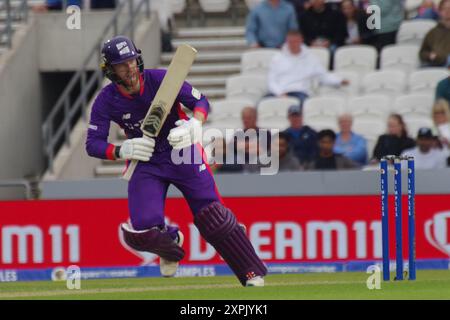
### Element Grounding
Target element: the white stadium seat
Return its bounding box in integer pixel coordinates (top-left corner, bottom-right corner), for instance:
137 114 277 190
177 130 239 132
318 71 360 98
309 47 330 70
302 97 347 131
226 74 268 103
208 98 254 121
405 118 434 138
380 44 420 74
198 0 231 12
394 94 435 137
241 49 279 75
257 97 300 130
396 20 437 45
170 0 186 14
334 45 377 77
393 93 434 116
408 68 449 94
347 95 391 157
362 70 407 97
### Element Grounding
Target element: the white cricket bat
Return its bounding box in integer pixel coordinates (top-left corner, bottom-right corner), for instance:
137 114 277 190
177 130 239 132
122 44 198 181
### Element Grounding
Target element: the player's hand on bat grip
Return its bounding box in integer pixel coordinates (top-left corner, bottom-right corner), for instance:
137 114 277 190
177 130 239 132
119 137 155 161
167 118 202 150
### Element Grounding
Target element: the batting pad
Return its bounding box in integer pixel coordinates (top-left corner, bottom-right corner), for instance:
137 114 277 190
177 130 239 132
121 223 185 262
194 202 268 286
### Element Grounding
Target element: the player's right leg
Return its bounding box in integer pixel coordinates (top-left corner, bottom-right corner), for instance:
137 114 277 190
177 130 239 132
122 167 184 277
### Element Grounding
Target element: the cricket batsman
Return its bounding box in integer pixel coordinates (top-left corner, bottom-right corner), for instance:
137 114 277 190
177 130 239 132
85 35 267 286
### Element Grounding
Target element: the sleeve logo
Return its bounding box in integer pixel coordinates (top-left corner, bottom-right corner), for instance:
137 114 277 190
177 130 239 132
191 87 201 100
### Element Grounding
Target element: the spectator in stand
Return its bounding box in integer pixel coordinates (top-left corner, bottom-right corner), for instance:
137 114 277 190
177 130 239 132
267 30 349 104
33 0 81 11
369 0 404 52
286 0 311 18
372 114 416 162
274 132 302 171
334 113 368 165
230 107 271 173
435 57 450 104
304 129 360 170
299 0 348 49
341 0 374 45
282 104 319 165
210 138 243 174
419 0 450 67
246 0 298 48
432 99 450 147
91 0 116 9
401 128 448 169
415 0 439 20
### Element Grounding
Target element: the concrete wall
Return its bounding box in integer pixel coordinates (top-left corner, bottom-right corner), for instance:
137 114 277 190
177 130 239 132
37 10 140 71
40 169 450 199
0 19 43 184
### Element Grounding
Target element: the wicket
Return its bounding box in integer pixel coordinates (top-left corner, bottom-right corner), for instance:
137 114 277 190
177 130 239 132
380 155 416 281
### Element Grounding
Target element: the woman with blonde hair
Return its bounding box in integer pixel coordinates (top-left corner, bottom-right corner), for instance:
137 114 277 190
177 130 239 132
432 99 450 146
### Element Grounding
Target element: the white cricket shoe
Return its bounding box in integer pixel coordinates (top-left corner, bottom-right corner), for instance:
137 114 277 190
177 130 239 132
160 230 184 277
245 276 265 287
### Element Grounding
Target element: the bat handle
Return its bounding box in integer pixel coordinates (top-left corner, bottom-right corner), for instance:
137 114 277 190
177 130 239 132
122 159 138 181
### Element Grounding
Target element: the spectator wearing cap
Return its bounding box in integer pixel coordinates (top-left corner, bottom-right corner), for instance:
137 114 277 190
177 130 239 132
246 0 299 48
420 0 450 67
334 113 368 165
267 30 349 104
435 58 450 104
372 114 416 162
274 132 302 171
401 128 448 169
282 104 319 165
304 129 360 170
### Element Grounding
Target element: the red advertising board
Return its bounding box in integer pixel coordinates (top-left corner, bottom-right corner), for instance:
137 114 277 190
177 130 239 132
0 195 449 269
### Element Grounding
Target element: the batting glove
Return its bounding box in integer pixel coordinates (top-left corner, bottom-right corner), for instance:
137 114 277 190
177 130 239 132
118 137 155 162
167 118 202 150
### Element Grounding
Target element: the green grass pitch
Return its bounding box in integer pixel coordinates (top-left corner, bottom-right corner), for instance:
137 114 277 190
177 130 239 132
1 270 450 300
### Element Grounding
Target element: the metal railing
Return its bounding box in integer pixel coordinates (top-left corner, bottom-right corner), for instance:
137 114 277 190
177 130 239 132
42 0 151 173
0 0 29 48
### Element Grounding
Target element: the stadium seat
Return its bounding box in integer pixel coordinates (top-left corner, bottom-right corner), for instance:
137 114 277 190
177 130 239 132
408 68 449 94
347 94 392 120
318 71 360 98
302 97 347 131
334 45 377 77
198 0 231 12
225 74 268 103
208 98 254 122
309 47 330 70
380 44 420 74
170 0 186 14
393 93 434 116
362 70 407 97
396 20 437 45
257 97 300 130
241 48 279 75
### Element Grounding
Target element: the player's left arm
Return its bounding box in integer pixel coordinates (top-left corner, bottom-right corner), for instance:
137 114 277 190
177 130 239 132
167 81 209 149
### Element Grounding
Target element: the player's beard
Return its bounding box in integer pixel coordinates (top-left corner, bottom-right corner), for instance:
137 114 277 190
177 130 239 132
122 69 140 93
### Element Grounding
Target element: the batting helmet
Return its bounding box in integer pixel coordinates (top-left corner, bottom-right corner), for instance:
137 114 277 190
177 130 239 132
100 35 144 85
